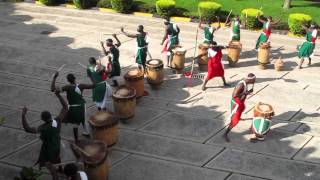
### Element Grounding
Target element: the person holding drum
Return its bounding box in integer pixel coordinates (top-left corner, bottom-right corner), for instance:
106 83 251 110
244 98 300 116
255 16 280 50
298 23 318 69
223 73 256 142
21 89 68 169
51 71 95 137
196 41 229 91
121 25 150 71
87 57 113 111
161 17 180 68
100 34 121 86
225 16 241 42
198 16 221 44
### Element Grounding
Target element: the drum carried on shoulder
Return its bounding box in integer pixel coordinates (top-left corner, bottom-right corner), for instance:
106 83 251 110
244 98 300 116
172 46 186 73
146 59 164 86
198 43 210 71
258 42 271 69
124 69 144 98
251 102 274 141
228 41 242 67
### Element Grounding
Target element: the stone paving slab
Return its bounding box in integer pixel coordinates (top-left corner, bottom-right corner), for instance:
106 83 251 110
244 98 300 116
291 111 320 125
206 120 311 158
0 109 39 130
0 105 14 116
293 137 320 164
0 163 51 179
206 149 320 180
109 155 229 180
227 174 267 180
115 129 223 166
140 112 225 143
296 124 320 137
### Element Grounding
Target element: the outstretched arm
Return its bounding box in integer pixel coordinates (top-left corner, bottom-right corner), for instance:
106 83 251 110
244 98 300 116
160 28 169 45
50 71 59 92
257 16 265 23
121 27 138 38
100 42 109 56
21 107 38 134
55 90 68 122
113 34 121 47
272 19 281 25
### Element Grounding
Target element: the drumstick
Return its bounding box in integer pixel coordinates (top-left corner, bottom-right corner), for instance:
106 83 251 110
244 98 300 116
53 160 77 167
78 62 87 69
51 64 66 78
73 144 92 157
223 9 233 29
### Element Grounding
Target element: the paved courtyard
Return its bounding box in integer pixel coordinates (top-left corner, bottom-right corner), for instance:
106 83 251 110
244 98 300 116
0 2 320 180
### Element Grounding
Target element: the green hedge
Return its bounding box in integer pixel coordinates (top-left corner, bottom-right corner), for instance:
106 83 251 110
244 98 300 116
156 0 176 17
97 0 111 8
111 0 133 13
241 8 263 30
73 0 96 9
198 1 222 22
288 13 312 35
39 0 58 6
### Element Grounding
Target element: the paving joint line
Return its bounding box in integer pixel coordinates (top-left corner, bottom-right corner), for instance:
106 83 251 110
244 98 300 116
223 173 233 180
287 108 302 121
201 147 226 167
202 125 228 144
0 139 39 160
134 111 170 131
109 152 132 168
302 84 309 90
290 135 314 160
247 84 269 100
278 71 291 79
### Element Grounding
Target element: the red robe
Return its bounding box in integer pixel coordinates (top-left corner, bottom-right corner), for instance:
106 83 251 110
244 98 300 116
205 48 224 81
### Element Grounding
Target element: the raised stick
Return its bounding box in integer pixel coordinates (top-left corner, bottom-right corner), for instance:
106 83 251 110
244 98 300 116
78 62 87 69
72 144 92 157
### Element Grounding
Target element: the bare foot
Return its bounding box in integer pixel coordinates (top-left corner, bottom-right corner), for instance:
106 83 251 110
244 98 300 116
250 137 258 143
298 66 303 69
202 85 206 91
223 133 230 142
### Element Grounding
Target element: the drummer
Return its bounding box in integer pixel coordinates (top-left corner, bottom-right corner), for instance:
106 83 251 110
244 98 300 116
100 34 121 86
161 17 180 67
51 71 95 137
226 16 241 43
121 25 150 71
255 16 280 49
223 73 256 142
87 57 113 111
298 23 318 69
21 89 68 169
198 16 221 44
196 41 229 91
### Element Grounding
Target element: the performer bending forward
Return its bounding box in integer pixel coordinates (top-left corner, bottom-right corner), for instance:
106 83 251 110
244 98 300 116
121 25 150 70
223 73 256 142
87 57 113 111
196 41 228 91
255 16 280 49
198 16 221 44
298 24 318 69
161 17 180 67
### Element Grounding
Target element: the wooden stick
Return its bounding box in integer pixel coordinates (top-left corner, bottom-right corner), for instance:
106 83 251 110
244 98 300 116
53 160 77 167
224 9 233 25
73 144 92 157
78 62 87 69
51 64 66 78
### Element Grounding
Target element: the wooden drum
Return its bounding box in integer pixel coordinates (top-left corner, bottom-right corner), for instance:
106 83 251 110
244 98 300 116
89 111 119 147
172 47 186 71
258 43 271 69
75 140 108 180
146 59 164 85
228 41 242 67
124 69 144 98
253 102 274 119
198 43 209 71
274 57 284 71
112 85 136 121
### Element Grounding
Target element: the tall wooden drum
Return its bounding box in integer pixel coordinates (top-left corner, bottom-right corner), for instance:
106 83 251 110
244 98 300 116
124 69 144 98
172 47 186 72
146 59 164 85
253 102 274 119
75 140 108 180
258 43 271 69
89 111 119 147
198 43 209 71
228 41 242 67
112 85 136 121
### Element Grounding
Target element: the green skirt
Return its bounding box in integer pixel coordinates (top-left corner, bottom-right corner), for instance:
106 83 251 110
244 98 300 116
92 82 106 102
66 104 85 125
110 61 121 77
169 36 179 52
255 33 268 49
136 48 147 66
298 41 314 58
232 34 240 41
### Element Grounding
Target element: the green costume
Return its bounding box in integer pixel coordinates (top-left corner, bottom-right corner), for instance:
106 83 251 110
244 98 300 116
231 21 240 41
37 119 60 167
136 34 148 66
204 26 214 44
168 23 179 52
255 22 271 49
109 46 121 77
298 32 315 58
65 85 86 125
87 65 106 102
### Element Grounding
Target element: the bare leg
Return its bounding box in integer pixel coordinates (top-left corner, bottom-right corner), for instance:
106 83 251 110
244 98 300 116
308 57 311 65
166 55 170 67
298 58 304 69
222 77 229 86
73 127 79 143
202 80 208 91
223 128 232 142
98 107 101 111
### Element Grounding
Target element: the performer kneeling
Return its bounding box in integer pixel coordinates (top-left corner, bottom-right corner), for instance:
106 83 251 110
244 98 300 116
298 23 318 69
223 73 256 142
196 41 229 91
87 57 113 111
21 90 68 169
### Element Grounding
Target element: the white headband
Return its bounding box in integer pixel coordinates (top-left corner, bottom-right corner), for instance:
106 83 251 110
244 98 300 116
247 75 256 80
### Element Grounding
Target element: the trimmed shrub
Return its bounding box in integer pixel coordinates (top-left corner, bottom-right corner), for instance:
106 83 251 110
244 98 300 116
39 0 58 6
288 13 312 35
132 3 157 14
97 0 111 8
241 8 263 30
156 0 176 17
111 0 133 13
73 0 93 9
198 1 222 22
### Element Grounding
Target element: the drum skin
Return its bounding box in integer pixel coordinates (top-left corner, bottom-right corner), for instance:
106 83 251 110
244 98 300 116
198 44 209 71
89 111 119 147
112 86 136 120
228 41 242 67
253 102 274 119
172 47 186 70
124 69 144 98
146 59 164 85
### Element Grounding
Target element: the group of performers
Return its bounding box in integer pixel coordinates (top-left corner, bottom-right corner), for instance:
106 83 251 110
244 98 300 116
19 14 318 179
